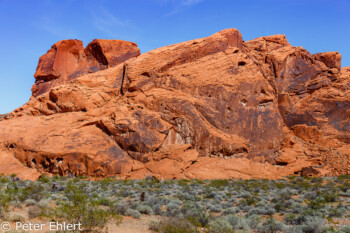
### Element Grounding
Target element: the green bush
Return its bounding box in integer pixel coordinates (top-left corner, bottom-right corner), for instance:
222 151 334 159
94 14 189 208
209 179 229 188
300 216 327 233
246 214 261 229
125 208 141 219
55 181 117 232
186 208 211 227
137 204 153 215
208 217 234 233
338 225 350 233
24 199 36 206
114 202 127 215
9 214 25 222
28 206 42 219
258 218 285 233
149 218 199 233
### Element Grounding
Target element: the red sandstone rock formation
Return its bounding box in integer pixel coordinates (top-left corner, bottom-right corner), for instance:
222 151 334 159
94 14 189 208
0 29 349 180
32 39 140 97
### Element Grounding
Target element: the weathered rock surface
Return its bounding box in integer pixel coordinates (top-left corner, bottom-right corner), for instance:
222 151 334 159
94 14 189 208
32 39 140 97
0 29 349 180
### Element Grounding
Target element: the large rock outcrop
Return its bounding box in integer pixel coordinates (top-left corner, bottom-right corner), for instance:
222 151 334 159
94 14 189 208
32 39 140 97
0 29 349 180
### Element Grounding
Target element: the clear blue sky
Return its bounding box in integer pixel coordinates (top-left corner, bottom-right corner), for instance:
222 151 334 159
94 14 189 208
0 0 349 114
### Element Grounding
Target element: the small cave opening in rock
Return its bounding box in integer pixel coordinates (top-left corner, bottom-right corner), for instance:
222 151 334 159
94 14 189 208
40 161 50 170
233 49 239 54
240 99 247 106
32 158 37 164
141 72 151 77
276 161 288 166
238 61 246 66
8 143 15 149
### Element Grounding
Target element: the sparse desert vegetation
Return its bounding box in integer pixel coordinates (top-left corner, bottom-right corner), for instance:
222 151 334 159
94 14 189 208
0 174 349 232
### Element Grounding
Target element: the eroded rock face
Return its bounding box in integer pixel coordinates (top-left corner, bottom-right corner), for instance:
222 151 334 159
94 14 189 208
0 28 349 180
32 39 140 97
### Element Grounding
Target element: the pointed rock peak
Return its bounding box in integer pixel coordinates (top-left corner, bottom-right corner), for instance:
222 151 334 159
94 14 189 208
211 28 243 49
263 34 290 46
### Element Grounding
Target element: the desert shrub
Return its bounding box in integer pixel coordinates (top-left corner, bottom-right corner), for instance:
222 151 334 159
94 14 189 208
149 217 199 233
257 218 285 233
55 181 117 232
28 206 42 219
338 225 350 233
24 199 36 206
214 194 224 202
248 207 266 216
320 192 339 203
290 202 304 214
246 214 260 229
36 199 49 208
339 191 350 197
205 191 217 199
337 174 350 180
145 195 161 207
114 202 127 215
284 225 305 233
260 206 276 215
19 183 46 201
300 216 327 233
9 214 25 222
283 213 299 225
179 192 200 202
38 175 51 183
300 208 324 221
225 214 249 230
10 200 22 208
239 204 253 213
305 197 326 210
272 200 290 213
239 195 257 206
222 207 239 216
221 201 233 209
185 208 211 227
137 204 153 215
209 179 229 188
327 205 347 218
238 191 251 198
153 204 163 215
82 208 120 231
167 201 181 216
95 197 113 206
208 217 234 233
209 204 222 213
125 208 141 219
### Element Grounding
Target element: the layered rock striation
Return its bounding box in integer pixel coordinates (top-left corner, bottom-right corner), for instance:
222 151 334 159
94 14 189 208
0 29 349 180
